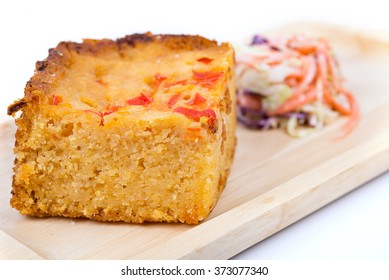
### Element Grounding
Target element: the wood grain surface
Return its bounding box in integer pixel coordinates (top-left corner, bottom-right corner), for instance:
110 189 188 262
1 22 388 259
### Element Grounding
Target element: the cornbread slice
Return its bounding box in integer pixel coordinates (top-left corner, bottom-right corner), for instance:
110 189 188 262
7 33 236 224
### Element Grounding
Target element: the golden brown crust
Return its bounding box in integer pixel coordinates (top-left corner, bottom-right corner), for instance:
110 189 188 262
8 33 225 117
116 32 219 50
7 44 73 116
7 99 27 116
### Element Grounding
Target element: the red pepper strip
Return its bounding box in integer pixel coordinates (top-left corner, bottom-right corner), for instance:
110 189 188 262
186 93 206 106
102 110 115 116
173 107 216 125
187 127 201 131
167 93 181 108
49 94 63 105
154 73 167 87
197 57 213 64
96 79 108 87
126 93 153 106
105 104 123 112
84 110 114 126
192 70 223 88
164 80 187 88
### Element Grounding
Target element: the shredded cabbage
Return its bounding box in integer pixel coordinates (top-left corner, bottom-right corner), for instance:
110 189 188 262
235 33 358 138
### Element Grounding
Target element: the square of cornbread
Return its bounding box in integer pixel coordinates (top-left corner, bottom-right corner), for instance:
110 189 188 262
7 33 236 224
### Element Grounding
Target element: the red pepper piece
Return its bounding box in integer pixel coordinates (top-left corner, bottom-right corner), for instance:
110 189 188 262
105 104 123 112
186 93 207 106
106 104 117 112
96 79 108 87
102 110 115 116
192 70 223 88
167 93 181 108
84 109 117 126
164 80 187 88
126 93 153 106
154 73 167 87
173 107 216 125
84 110 103 126
197 57 213 64
49 94 63 105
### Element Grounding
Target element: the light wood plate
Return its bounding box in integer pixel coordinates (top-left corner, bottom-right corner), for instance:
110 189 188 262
1 22 389 259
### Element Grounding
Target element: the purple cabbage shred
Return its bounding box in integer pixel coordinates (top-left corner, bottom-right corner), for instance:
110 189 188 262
251 35 268 45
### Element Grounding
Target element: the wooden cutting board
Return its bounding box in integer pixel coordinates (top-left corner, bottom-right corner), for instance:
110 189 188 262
1 22 389 260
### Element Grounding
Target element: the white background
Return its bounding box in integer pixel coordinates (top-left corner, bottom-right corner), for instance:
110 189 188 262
0 0 388 259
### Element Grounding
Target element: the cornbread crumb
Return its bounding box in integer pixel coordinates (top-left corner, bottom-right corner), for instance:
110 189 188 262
8 33 236 224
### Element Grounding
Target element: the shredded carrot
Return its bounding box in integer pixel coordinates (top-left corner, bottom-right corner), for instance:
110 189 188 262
317 53 328 83
271 35 357 136
293 56 317 97
287 35 317 55
323 90 350 115
272 87 317 115
333 88 359 139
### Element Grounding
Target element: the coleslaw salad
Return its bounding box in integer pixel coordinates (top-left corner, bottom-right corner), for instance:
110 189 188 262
235 34 359 138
